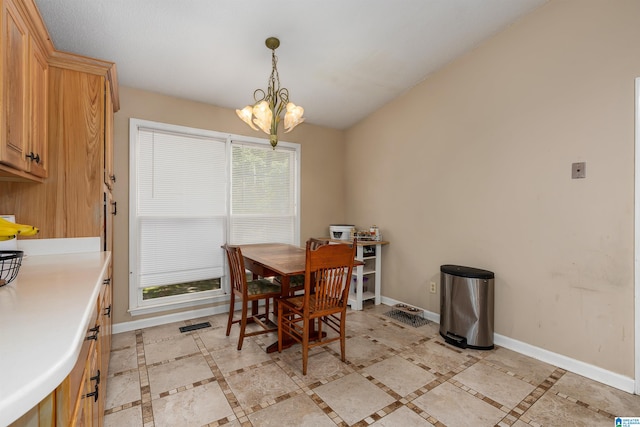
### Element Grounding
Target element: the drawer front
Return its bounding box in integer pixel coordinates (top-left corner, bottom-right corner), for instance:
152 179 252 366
67 299 98 412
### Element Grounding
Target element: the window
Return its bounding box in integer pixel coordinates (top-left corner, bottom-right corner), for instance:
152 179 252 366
129 119 300 315
229 140 299 245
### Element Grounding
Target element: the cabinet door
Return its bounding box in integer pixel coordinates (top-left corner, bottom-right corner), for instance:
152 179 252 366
100 268 112 377
27 35 48 178
70 348 92 427
103 79 114 188
102 191 115 252
46 67 105 237
1 0 28 171
88 342 101 427
97 272 112 427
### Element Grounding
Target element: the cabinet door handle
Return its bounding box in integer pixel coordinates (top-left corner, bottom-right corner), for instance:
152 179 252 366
86 384 99 402
111 201 117 215
90 369 101 385
25 152 40 164
86 325 100 341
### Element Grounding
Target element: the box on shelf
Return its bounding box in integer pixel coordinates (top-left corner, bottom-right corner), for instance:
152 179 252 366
329 224 354 241
363 246 376 257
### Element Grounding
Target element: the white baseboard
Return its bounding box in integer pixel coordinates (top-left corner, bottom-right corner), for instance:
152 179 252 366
381 296 636 394
493 334 635 393
112 305 229 334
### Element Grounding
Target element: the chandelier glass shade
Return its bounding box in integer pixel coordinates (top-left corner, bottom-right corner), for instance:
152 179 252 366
236 37 304 149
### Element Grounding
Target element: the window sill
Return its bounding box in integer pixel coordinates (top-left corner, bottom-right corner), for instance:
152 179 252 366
128 293 229 317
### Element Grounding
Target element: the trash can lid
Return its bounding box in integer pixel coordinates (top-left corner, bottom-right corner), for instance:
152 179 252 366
440 264 494 279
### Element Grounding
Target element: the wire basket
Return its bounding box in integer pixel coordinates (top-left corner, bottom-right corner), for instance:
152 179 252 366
0 251 24 287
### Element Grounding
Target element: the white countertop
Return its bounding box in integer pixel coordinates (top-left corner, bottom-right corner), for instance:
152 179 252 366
0 250 111 426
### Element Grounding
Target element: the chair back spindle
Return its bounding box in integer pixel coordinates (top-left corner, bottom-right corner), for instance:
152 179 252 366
225 245 246 295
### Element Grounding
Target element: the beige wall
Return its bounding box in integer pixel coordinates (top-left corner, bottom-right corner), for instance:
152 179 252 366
112 0 639 377
345 0 639 376
111 87 346 324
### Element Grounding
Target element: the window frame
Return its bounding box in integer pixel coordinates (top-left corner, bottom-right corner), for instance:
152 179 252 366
128 118 300 316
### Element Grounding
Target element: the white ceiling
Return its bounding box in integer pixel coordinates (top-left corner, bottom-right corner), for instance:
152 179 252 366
34 0 546 130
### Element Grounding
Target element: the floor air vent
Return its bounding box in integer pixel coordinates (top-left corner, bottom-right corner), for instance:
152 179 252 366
179 322 211 333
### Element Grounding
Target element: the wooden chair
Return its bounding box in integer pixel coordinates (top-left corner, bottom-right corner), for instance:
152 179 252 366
222 244 282 350
277 239 356 374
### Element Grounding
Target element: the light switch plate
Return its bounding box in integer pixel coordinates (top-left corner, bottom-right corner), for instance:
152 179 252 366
572 162 586 179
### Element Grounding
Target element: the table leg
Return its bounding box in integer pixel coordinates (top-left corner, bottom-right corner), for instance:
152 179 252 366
251 272 260 316
266 275 289 353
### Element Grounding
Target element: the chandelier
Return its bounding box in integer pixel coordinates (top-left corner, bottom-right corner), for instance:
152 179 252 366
236 37 305 149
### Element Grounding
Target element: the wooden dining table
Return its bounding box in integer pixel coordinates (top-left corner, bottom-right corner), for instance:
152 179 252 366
238 241 361 353
238 243 308 353
239 243 306 296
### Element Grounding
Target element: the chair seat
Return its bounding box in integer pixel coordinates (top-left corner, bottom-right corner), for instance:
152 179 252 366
275 274 305 291
280 294 342 313
247 278 281 296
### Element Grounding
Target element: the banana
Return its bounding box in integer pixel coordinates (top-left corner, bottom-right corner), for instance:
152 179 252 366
0 217 39 236
0 226 19 237
0 218 16 226
19 227 39 236
0 224 28 235
0 234 16 241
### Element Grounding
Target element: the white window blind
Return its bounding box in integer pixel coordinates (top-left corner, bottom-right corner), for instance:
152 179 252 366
130 118 300 315
135 128 227 289
229 140 298 245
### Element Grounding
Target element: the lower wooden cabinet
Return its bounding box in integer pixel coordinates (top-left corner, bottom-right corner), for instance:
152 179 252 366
10 263 112 427
68 268 111 427
69 339 96 427
69 312 101 426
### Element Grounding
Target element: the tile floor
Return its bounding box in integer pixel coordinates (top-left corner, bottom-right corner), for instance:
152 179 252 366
104 303 640 427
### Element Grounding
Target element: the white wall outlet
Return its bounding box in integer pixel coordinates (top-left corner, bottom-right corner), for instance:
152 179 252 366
430 281 437 294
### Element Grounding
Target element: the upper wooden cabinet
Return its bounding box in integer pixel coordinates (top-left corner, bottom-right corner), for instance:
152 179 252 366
27 34 48 178
104 79 115 190
0 0 119 247
0 0 29 173
30 52 117 244
0 0 50 181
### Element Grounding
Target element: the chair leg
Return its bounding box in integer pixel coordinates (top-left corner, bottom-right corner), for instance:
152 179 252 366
226 293 235 337
265 297 270 324
277 303 284 353
339 312 346 362
238 299 248 350
302 316 309 375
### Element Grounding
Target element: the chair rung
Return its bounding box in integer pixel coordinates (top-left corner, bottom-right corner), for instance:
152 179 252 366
252 315 276 330
308 335 340 349
321 315 341 332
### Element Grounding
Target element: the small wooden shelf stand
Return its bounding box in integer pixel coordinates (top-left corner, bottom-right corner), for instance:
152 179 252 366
327 238 389 310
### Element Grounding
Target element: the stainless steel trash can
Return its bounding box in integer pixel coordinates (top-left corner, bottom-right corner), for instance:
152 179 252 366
439 264 495 350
